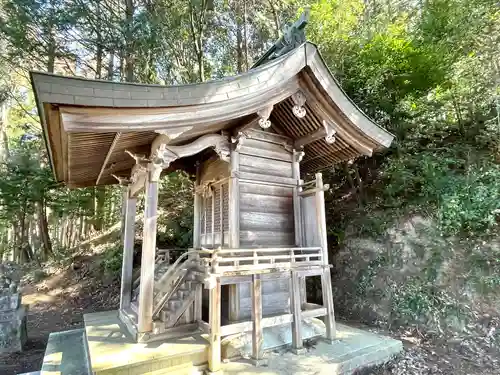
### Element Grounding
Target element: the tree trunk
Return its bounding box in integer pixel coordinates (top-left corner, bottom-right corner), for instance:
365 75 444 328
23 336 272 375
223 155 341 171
235 3 244 74
38 198 53 260
94 186 106 231
0 98 10 162
125 0 135 82
243 0 249 70
107 49 115 81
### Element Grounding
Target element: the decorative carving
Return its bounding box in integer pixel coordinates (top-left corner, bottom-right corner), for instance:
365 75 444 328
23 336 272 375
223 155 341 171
214 140 230 162
257 105 273 129
153 134 231 170
282 142 294 153
125 150 149 164
323 119 337 144
111 174 131 186
291 91 306 118
231 131 248 151
251 8 310 68
149 163 163 182
154 126 193 140
293 150 305 163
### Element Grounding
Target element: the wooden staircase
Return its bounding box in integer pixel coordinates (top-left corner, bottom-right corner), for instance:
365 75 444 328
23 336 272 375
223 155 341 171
130 252 203 336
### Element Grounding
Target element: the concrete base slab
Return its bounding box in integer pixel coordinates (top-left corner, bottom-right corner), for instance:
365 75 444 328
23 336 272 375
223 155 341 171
41 328 91 375
222 323 402 375
221 318 325 359
84 310 208 375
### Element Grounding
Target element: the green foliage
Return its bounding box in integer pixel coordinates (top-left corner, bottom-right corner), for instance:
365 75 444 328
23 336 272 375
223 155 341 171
157 172 194 248
101 242 123 276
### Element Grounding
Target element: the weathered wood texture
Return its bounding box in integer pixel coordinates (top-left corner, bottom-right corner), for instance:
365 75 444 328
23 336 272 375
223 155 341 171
302 195 320 247
236 131 296 318
199 158 230 248
252 274 263 361
208 278 222 373
138 179 158 333
119 192 136 311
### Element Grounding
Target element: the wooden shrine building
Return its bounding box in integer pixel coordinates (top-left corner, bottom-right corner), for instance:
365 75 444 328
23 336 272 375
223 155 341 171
31 22 393 374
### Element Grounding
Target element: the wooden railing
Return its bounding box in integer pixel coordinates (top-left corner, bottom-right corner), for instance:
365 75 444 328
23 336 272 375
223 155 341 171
198 246 324 274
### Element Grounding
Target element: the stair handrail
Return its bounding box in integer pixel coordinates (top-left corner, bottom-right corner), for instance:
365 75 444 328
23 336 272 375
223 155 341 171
154 249 213 291
152 250 213 318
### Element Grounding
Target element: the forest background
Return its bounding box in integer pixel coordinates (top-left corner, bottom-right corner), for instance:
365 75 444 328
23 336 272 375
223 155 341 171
0 0 500 340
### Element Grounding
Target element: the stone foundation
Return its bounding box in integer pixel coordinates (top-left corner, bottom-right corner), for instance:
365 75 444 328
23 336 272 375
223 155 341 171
0 264 27 353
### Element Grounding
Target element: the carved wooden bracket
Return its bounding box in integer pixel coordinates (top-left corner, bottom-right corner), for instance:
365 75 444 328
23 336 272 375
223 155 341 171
323 119 337 144
111 174 131 186
154 126 193 140
231 131 248 151
292 91 306 118
293 150 305 163
257 105 273 129
152 134 231 170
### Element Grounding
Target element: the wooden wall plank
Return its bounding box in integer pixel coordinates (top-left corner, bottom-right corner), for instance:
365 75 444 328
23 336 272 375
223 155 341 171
240 230 294 247
240 193 293 214
239 183 293 197
240 211 294 232
239 154 293 178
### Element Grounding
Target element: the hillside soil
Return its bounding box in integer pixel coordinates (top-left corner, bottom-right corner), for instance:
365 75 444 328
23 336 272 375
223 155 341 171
0 255 498 375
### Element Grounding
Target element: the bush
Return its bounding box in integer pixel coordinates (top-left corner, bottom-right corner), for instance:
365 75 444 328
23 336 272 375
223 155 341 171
382 149 500 237
101 243 123 276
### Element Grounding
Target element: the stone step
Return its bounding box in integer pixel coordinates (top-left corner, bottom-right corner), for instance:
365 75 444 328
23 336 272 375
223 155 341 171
41 328 91 375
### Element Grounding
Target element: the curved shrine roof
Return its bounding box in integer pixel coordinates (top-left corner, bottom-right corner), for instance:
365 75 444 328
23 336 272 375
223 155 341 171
31 42 394 188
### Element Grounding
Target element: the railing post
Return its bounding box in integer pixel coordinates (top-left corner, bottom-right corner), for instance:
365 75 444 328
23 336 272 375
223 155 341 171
315 172 336 342
208 277 222 374
290 270 305 354
293 150 307 305
251 274 264 365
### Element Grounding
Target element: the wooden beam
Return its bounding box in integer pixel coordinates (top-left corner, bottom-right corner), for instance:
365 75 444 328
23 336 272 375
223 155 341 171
198 319 210 334
96 132 122 185
219 313 293 336
119 187 136 311
293 128 326 149
137 173 159 333
251 274 263 365
208 277 222 374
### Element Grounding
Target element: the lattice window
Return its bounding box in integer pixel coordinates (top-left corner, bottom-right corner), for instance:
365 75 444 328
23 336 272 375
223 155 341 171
223 183 229 231
214 187 221 233
205 194 213 234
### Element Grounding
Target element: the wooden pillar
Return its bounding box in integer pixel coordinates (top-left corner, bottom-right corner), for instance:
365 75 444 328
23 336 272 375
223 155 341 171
208 277 222 374
193 164 202 249
321 268 336 342
315 172 336 341
251 274 264 365
228 148 240 321
290 270 305 354
119 187 136 311
315 173 328 264
137 167 160 334
292 150 306 305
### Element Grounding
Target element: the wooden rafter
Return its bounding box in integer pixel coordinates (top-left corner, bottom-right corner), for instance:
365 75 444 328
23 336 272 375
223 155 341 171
96 132 122 185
